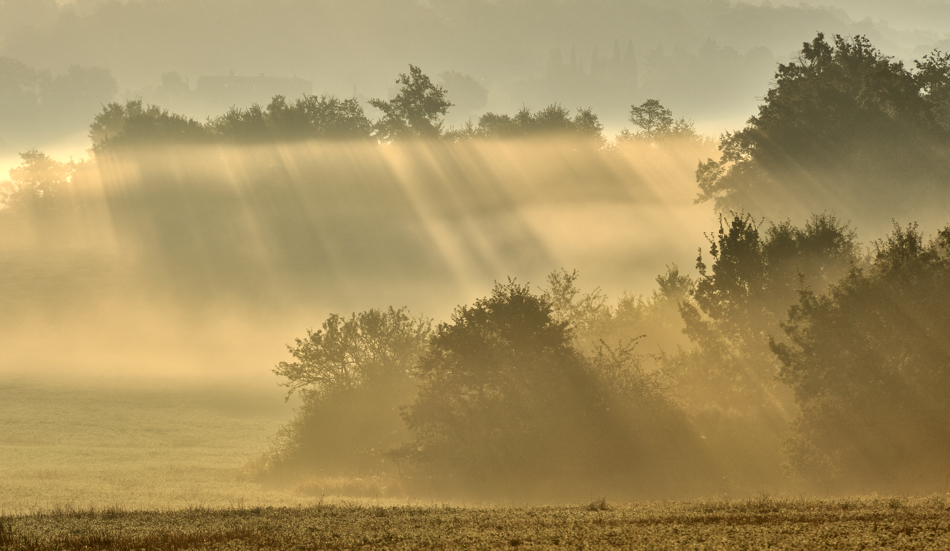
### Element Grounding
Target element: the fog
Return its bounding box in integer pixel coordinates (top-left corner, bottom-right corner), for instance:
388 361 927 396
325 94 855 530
2 1 950 506
0 139 715 384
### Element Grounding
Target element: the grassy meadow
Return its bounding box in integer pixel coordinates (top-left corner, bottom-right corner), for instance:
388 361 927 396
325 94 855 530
0 377 311 513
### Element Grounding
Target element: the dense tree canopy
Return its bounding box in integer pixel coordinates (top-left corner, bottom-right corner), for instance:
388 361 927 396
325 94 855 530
90 95 374 151
90 99 210 151
696 33 950 221
449 104 604 141
773 223 950 491
401 280 707 497
672 213 857 419
210 95 373 142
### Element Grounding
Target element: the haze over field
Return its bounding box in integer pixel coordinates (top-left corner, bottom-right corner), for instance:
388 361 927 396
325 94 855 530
2 0 950 507
0 139 717 384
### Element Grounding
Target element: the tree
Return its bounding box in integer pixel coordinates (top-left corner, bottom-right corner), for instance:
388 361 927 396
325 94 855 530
618 99 697 143
264 307 431 478
672 213 857 417
772 223 950 491
401 281 588 487
541 267 694 378
210 94 373 142
450 104 604 142
369 65 452 140
695 33 950 220
0 149 74 213
401 280 706 498
89 99 209 151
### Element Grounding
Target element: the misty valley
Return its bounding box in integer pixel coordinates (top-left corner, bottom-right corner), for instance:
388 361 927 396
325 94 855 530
2 26 950 549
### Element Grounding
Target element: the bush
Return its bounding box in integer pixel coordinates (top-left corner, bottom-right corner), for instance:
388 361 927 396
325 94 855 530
400 280 711 499
262 307 431 480
773 223 950 491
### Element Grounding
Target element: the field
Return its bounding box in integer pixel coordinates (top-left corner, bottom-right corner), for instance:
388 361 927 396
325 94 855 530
2 378 949 549
2 496 949 549
0 377 308 513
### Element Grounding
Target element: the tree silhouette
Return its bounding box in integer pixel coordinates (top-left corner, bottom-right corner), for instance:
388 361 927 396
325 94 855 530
672 213 857 417
210 94 373 142
695 33 950 220
772 222 950 491
369 65 452 140
400 280 705 497
266 307 431 477
0 149 74 213
450 104 604 142
90 99 209 151
618 99 696 143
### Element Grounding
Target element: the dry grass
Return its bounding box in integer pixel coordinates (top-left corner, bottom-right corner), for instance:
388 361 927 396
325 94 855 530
1 495 948 550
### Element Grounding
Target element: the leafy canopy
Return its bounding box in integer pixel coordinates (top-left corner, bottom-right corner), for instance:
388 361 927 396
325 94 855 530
369 65 453 141
696 33 950 218
773 223 950 490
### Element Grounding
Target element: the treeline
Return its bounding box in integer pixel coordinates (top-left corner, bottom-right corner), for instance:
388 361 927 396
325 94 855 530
254 33 950 498
87 65 695 151
262 216 950 498
1 0 905 126
0 56 117 144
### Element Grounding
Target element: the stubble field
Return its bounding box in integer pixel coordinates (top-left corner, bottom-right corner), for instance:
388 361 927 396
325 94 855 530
2 496 949 550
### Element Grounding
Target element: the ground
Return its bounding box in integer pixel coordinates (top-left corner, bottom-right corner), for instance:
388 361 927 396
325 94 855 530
2 378 948 549
2 497 949 550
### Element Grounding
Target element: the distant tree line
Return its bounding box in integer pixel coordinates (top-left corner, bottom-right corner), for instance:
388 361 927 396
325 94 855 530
0 56 116 143
85 64 696 152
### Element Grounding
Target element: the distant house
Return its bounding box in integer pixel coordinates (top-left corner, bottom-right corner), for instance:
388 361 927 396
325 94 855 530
195 73 313 108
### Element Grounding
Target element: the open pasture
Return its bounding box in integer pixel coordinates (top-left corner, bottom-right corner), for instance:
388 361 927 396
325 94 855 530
0 378 306 514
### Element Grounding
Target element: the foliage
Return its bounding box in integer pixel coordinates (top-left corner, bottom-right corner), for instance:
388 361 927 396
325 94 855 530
92 95 373 150
209 95 373 142
266 308 431 478
369 65 453 141
401 280 590 491
274 307 430 401
90 99 210 151
695 33 950 218
773 223 950 490
449 104 604 142
618 99 698 143
401 280 707 498
542 267 691 360
671 213 857 417
0 149 75 212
